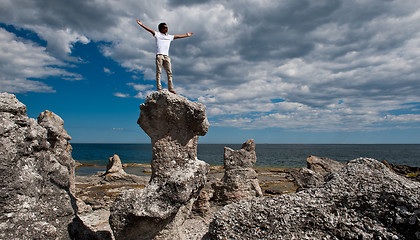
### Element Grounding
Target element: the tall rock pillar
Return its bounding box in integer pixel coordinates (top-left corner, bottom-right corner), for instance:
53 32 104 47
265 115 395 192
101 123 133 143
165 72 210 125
211 139 263 203
110 90 210 240
0 93 78 239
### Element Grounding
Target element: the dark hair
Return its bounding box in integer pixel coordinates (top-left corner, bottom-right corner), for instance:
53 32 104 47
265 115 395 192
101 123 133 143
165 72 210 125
158 22 167 33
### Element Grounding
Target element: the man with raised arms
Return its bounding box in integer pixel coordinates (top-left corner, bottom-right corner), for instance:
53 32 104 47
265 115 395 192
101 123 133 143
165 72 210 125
137 20 193 94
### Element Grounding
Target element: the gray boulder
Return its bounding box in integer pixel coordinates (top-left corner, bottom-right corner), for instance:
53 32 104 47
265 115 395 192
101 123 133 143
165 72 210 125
288 155 345 190
206 158 420 240
306 155 345 175
0 93 88 239
105 154 126 175
109 90 210 240
212 139 263 203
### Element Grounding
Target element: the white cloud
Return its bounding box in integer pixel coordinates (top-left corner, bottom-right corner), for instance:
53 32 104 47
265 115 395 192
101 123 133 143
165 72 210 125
127 83 154 92
1 0 420 132
104 67 113 74
113 92 130 98
0 28 80 93
28 26 90 61
0 78 54 93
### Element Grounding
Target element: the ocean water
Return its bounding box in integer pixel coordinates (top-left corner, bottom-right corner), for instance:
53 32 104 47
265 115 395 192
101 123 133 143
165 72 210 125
72 143 420 175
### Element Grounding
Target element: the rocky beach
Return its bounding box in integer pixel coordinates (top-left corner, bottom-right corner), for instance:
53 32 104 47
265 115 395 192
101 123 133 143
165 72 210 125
1 91 420 239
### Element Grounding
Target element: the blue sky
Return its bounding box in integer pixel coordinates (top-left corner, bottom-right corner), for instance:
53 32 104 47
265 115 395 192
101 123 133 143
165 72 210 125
1 0 420 144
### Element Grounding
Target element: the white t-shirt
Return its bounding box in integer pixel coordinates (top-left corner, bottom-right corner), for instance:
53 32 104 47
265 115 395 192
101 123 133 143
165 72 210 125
154 31 174 56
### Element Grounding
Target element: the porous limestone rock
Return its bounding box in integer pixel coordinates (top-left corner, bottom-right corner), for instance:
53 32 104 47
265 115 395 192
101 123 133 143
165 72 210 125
109 90 210 240
138 90 209 173
0 93 86 239
205 158 420 240
192 189 211 216
211 139 263 203
307 155 345 175
105 154 126 175
288 155 345 190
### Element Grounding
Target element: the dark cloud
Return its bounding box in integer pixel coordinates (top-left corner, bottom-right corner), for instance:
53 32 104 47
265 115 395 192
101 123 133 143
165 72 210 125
2 0 420 131
168 0 212 7
0 0 117 32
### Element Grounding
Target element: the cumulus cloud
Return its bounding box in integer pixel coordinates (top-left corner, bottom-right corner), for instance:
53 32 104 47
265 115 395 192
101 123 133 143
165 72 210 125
1 0 420 132
0 28 80 93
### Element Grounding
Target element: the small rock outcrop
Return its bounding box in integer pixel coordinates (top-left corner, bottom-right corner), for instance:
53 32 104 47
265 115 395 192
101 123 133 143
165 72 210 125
109 90 210 240
101 154 146 184
0 93 87 239
383 160 420 182
288 155 345 190
212 139 263 203
307 155 345 175
106 154 125 175
205 158 420 240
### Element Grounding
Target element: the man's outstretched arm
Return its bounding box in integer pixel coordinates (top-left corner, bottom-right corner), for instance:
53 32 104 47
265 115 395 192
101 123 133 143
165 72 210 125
137 20 155 36
174 32 193 39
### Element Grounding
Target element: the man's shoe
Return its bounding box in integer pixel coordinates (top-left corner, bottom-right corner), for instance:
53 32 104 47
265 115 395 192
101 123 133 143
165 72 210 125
169 90 176 94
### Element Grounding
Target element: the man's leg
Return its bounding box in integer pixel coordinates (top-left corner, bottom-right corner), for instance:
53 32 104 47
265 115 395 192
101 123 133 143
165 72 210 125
155 55 163 90
162 55 174 92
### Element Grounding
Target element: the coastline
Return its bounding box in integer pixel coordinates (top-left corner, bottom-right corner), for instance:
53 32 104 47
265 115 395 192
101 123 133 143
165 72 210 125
72 143 420 168
76 162 298 195
75 158 420 239
75 163 299 239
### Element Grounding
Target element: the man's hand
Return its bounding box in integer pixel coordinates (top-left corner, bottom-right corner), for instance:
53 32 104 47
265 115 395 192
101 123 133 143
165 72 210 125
174 32 194 39
137 20 155 35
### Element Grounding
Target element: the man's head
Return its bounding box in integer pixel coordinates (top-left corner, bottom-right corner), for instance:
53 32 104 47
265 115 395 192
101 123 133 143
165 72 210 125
158 23 168 33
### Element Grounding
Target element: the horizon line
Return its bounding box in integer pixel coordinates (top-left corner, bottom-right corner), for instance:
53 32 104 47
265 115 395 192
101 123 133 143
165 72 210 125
70 142 420 145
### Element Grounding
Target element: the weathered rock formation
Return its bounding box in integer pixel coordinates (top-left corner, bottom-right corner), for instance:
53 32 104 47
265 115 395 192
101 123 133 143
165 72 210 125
109 90 210 240
211 139 263 203
101 154 132 183
307 155 345 175
0 93 97 239
205 158 420 240
106 154 125 175
288 155 345 190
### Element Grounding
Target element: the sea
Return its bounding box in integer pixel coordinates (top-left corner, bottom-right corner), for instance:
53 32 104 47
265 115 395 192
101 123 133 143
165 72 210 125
72 143 420 176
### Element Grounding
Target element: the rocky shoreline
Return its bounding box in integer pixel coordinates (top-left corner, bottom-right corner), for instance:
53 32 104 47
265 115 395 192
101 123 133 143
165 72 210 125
2 92 419 240
74 156 420 239
74 163 298 239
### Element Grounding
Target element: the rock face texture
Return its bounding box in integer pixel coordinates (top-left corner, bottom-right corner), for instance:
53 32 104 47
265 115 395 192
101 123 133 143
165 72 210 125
138 90 209 174
206 158 420 240
0 93 78 239
109 90 210 240
288 155 345 190
212 139 263 203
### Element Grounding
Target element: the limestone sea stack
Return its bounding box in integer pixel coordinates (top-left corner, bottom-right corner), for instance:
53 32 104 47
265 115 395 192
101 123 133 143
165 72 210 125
212 139 263 203
109 90 210 240
0 93 92 239
106 154 125 175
